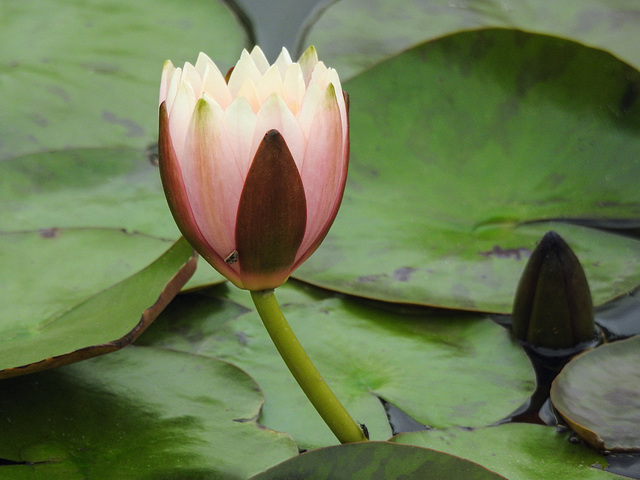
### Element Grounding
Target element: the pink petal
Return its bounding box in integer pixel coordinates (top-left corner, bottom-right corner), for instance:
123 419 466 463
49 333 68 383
228 50 263 97
181 97 244 274
194 52 214 77
168 80 197 159
249 46 270 74
159 60 175 105
182 62 202 99
201 62 232 108
296 83 348 262
297 46 319 85
256 64 284 104
223 96 258 180
159 102 242 287
236 77 262 112
296 83 323 139
323 70 348 139
273 47 293 77
164 67 182 113
250 94 306 171
309 62 329 86
282 63 306 114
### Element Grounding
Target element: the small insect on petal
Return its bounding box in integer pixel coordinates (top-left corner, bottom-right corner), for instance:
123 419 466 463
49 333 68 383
225 250 238 265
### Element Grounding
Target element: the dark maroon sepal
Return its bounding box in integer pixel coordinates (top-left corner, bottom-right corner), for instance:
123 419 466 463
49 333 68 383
235 130 307 280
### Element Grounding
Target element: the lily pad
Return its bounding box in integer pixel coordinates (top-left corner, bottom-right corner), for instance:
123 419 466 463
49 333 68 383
0 149 177 236
294 29 640 312
0 346 298 479
0 148 225 290
0 229 195 378
302 0 640 80
250 441 506 480
550 335 640 452
0 0 247 161
139 281 535 449
393 423 614 480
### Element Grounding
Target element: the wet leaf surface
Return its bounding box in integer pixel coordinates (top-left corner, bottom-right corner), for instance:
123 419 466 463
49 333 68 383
294 29 640 312
0 346 297 479
303 0 640 80
0 0 246 160
2 0 640 477
250 441 506 480
394 423 618 480
139 281 535 449
0 148 224 290
551 335 640 452
0 230 195 377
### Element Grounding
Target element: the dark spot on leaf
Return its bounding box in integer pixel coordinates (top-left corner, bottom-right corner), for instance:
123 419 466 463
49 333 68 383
102 111 144 137
542 172 566 189
40 228 59 239
597 200 640 212
83 62 120 75
0 458 28 465
235 331 248 346
356 273 386 283
393 267 416 282
146 143 159 166
232 417 252 423
620 81 638 113
479 245 531 260
46 85 70 103
29 112 49 127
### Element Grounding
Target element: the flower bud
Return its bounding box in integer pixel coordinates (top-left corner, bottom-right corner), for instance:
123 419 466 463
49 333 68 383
158 46 349 291
511 231 596 349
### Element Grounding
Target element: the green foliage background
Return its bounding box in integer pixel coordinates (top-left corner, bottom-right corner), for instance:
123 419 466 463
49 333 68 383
1 0 639 478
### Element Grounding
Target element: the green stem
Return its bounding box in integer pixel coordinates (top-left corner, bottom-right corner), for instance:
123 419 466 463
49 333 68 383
250 289 368 444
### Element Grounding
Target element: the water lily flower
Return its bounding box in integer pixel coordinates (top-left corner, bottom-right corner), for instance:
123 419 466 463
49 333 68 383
158 46 349 291
511 231 596 349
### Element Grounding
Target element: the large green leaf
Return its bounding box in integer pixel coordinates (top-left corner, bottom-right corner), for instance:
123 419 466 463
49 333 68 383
250 442 506 480
302 0 640 80
550 335 640 452
294 29 640 312
0 346 298 479
0 0 244 292
393 424 616 480
0 230 195 378
0 148 225 289
138 281 535 449
0 149 177 236
0 0 247 161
